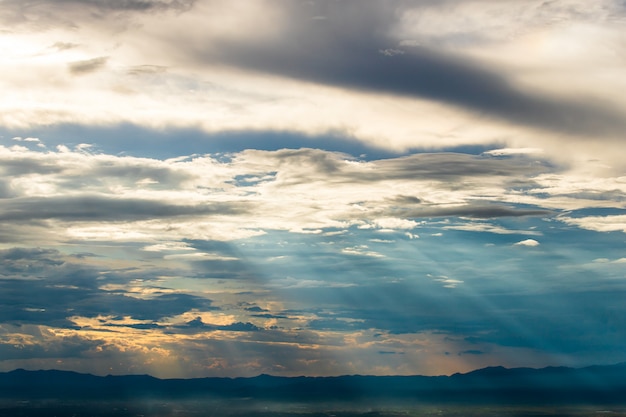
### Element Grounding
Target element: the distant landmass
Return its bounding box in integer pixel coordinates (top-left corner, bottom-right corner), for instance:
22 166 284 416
2 363 626 405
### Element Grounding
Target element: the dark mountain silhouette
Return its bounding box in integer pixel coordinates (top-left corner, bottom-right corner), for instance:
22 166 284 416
1 363 626 405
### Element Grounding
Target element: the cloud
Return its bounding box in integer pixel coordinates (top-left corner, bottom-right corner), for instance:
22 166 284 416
198 1 626 139
483 148 544 157
0 247 217 327
444 223 542 236
0 0 624 172
0 325 104 361
0 247 65 278
559 214 626 233
126 65 168 75
162 252 239 261
379 48 405 56
0 0 195 28
514 239 540 247
0 196 247 222
429 274 463 289
12 137 41 143
174 317 261 332
1 219 626 377
391 204 551 219
68 57 109 75
341 245 385 258
0 144 559 246
50 42 80 51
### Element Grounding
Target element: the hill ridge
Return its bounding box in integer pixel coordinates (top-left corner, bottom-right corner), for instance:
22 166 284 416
2 363 626 405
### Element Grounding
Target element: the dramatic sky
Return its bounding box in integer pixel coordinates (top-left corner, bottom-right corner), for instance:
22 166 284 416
1 0 625 378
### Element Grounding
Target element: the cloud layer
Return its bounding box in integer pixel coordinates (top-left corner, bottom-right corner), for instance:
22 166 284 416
1 0 625 378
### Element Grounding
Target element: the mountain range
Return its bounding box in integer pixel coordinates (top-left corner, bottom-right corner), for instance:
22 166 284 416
2 363 626 405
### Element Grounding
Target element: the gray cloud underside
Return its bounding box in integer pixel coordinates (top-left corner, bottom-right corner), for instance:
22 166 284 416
1 148 551 227
363 153 547 182
1 0 195 26
0 196 247 221
255 148 549 183
382 204 551 219
202 1 626 137
68 57 109 75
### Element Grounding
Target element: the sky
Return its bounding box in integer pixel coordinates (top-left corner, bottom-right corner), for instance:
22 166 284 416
0 0 625 379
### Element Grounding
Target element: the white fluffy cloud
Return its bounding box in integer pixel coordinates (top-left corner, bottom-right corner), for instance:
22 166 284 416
514 239 540 247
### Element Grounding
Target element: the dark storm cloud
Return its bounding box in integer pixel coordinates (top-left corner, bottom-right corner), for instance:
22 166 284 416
0 247 66 277
203 0 626 137
0 196 247 221
0 274 214 326
0 247 216 327
82 293 215 321
0 253 99 327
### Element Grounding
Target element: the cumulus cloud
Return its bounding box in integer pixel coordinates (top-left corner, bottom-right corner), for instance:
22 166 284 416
514 239 540 247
